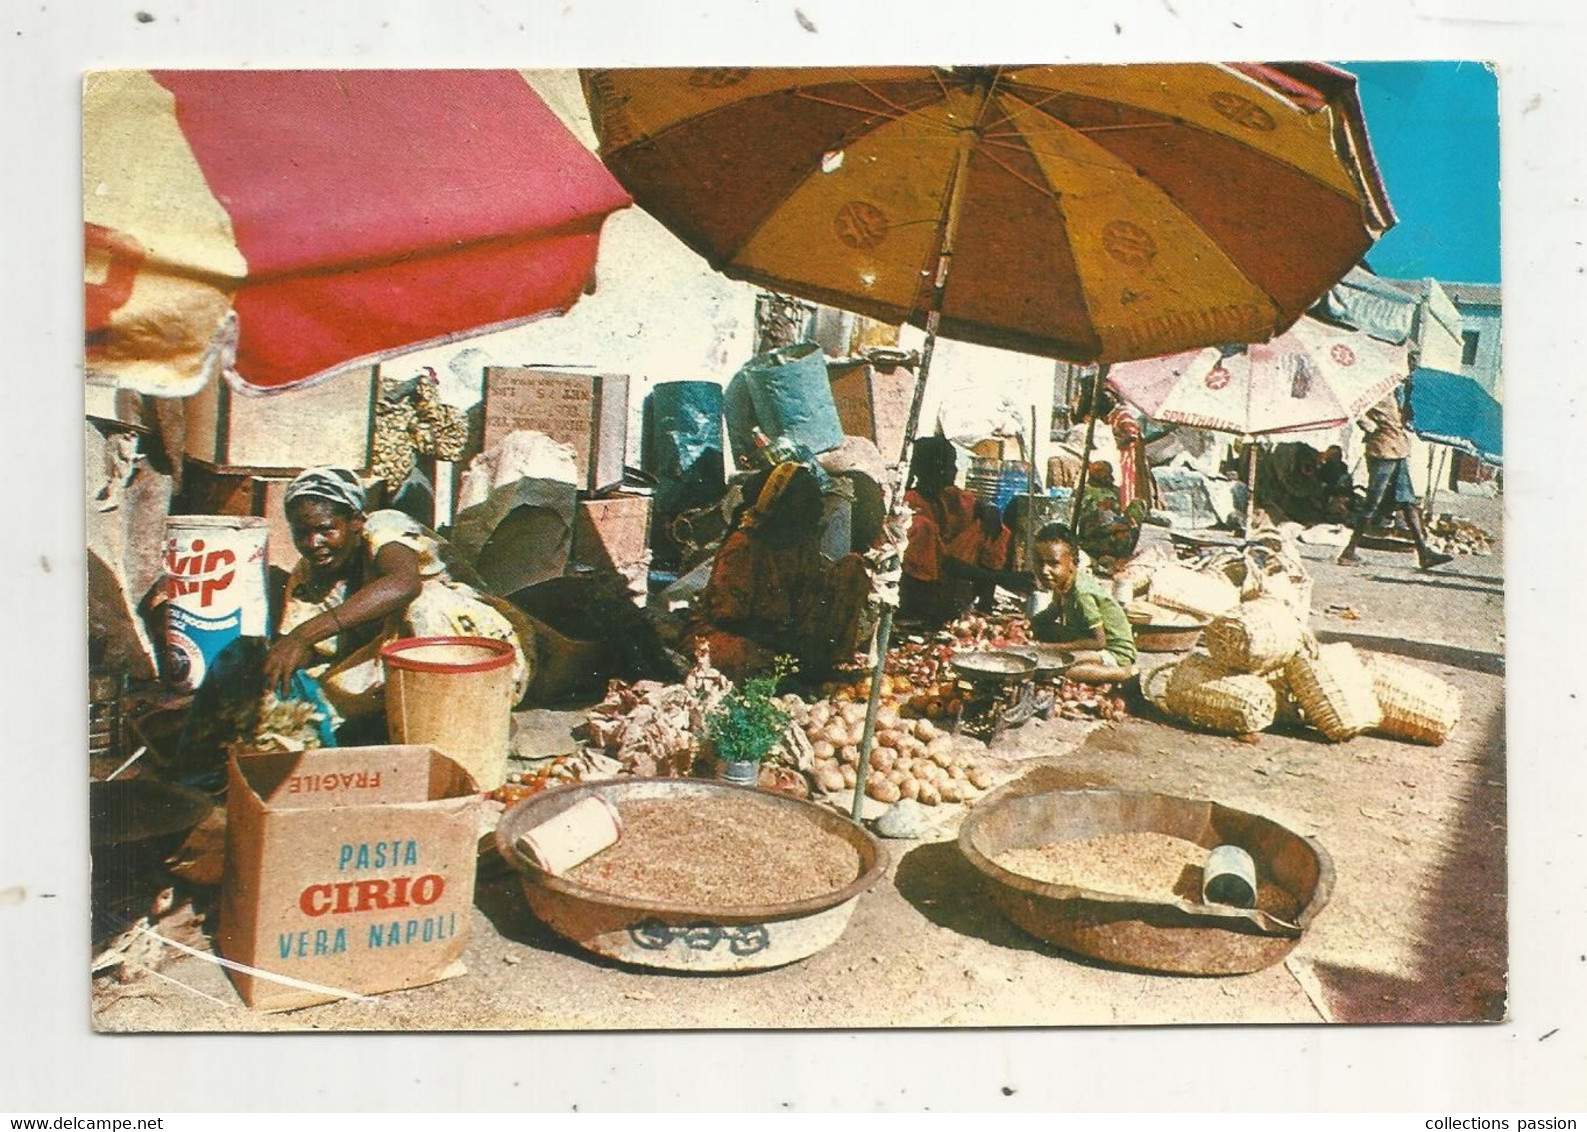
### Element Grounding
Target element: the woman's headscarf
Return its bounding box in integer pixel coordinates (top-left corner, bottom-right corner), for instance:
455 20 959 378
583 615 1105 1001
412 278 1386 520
284 467 367 515
906 436 957 493
738 461 802 531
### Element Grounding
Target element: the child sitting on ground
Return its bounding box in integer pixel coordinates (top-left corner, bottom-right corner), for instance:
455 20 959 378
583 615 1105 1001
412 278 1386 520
1029 522 1139 685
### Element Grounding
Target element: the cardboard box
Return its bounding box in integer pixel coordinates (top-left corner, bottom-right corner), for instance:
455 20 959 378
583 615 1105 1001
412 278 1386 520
219 745 481 1012
570 492 652 573
482 367 629 494
827 362 918 463
185 364 377 472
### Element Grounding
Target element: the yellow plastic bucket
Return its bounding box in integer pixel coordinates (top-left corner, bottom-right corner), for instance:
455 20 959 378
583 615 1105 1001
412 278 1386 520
381 636 515 791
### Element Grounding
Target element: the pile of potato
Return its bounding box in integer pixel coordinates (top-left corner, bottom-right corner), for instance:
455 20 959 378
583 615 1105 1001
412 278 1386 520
784 697 998 806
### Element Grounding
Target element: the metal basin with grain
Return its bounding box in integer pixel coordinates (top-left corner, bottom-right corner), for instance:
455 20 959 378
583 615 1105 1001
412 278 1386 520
959 786 1333 976
497 778 887 972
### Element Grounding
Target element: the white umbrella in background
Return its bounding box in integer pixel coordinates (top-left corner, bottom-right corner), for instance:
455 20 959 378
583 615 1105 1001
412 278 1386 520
1109 317 1410 528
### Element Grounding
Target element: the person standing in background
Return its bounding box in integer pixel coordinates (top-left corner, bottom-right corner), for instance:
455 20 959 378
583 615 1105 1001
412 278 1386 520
1337 392 1453 570
1099 387 1155 512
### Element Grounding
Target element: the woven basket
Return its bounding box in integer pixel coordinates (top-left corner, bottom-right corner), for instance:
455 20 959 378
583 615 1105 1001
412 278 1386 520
1285 641 1380 742
1209 551 1265 601
1205 597 1305 674
1253 543 1314 622
1148 564 1241 621
1365 655 1462 745
1260 572 1314 622
1266 668 1305 728
1163 654 1278 735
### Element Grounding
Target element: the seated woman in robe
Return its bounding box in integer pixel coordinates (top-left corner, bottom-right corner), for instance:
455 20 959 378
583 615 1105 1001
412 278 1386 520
899 436 1028 625
686 462 871 683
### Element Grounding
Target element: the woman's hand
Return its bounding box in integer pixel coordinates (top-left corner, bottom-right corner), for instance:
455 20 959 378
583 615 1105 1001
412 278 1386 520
263 630 315 697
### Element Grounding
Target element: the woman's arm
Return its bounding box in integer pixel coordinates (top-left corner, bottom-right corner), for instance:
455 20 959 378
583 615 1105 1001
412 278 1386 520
263 543 423 694
323 542 424 630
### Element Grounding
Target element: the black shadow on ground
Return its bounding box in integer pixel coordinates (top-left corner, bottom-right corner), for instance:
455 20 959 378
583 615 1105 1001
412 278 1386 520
473 871 596 961
893 841 1055 954
1300 700 1507 1023
1366 572 1504 595
1309 629 1504 675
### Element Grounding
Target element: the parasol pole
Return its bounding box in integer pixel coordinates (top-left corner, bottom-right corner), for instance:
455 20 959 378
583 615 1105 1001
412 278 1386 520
1067 364 1110 532
1244 434 1259 536
1424 443 1449 520
896 131 977 466
855 130 979 824
1026 404 1039 615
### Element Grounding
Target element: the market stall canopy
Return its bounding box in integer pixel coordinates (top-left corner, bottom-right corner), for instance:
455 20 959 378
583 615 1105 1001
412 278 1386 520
1313 265 1421 345
84 70 632 395
1408 368 1502 465
581 63 1394 365
1107 316 1409 437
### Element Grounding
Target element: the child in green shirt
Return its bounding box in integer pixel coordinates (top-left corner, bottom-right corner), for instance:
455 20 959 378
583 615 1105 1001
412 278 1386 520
1030 523 1138 684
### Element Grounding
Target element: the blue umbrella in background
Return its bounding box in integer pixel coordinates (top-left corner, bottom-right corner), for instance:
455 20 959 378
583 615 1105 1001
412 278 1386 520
1407 368 1503 465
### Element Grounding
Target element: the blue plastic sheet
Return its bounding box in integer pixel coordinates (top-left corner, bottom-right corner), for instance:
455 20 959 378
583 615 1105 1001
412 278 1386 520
1408 368 1502 465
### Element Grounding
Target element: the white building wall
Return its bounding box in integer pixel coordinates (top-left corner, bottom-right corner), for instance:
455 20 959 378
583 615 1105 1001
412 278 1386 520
1459 305 1504 402
382 69 763 469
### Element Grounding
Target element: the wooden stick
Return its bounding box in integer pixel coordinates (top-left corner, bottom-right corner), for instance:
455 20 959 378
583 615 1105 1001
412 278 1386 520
1068 364 1109 532
1245 435 1259 535
849 605 894 825
1026 404 1039 614
859 124 988 821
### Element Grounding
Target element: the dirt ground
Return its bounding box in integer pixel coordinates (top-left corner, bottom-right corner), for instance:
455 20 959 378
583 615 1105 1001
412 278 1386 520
91 497 1506 1032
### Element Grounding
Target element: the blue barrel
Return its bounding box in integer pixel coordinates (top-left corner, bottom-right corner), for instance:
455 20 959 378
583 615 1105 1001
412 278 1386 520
736 342 846 456
967 458 1032 511
643 381 724 481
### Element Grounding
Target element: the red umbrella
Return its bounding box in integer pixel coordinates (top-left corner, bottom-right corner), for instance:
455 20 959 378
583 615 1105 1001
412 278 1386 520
85 70 632 395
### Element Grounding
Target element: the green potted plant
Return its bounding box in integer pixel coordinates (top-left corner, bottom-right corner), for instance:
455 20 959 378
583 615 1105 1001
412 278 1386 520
702 655 797 786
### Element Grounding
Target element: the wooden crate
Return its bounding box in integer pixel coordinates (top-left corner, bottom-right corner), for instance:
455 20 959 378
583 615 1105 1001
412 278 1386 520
827 361 917 461
482 367 629 494
85 374 157 432
191 466 299 573
570 492 653 573
184 364 376 472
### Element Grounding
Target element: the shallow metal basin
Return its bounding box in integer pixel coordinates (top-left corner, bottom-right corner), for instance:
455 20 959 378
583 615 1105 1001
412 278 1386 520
497 778 887 972
959 786 1334 976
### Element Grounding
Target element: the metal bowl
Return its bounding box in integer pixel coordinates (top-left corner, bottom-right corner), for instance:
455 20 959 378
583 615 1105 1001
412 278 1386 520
950 650 1038 681
1132 622 1210 653
1004 644 1078 677
90 778 215 851
959 786 1334 976
497 778 887 972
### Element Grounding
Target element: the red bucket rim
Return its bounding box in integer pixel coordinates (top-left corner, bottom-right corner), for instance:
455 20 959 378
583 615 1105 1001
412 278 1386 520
380 636 515 675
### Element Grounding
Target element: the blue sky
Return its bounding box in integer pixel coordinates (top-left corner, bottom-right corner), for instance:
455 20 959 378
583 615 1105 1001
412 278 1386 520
1338 61 1501 285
